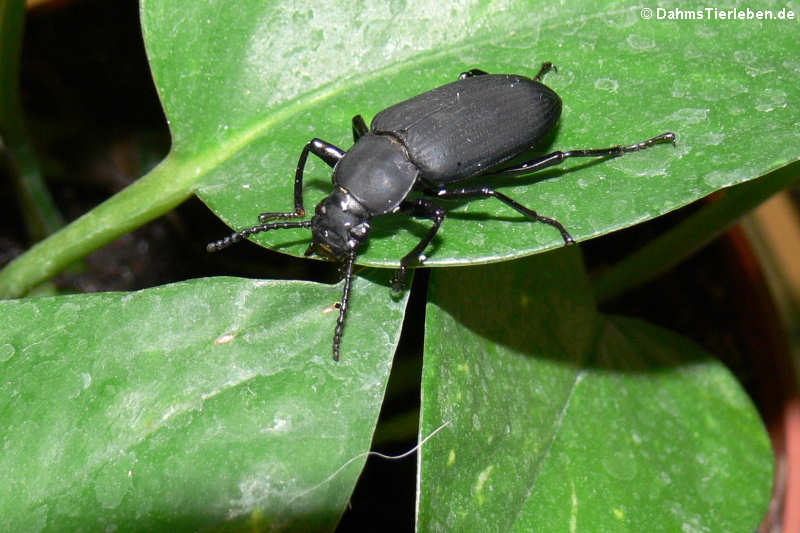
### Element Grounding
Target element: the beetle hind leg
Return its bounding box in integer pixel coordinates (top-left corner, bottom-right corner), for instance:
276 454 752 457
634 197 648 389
495 132 676 177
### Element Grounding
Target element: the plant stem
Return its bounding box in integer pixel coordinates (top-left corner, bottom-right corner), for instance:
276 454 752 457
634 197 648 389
1 0 65 240
592 163 800 303
0 155 192 298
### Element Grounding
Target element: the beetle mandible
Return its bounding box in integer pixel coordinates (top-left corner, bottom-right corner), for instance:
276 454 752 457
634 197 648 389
208 63 675 360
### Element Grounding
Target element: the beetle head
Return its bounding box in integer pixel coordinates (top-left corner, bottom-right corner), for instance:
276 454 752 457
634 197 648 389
306 188 371 262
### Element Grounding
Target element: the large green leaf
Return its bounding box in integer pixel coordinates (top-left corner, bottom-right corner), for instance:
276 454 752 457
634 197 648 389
2 0 797 297
420 248 772 532
0 273 410 532
145 0 799 267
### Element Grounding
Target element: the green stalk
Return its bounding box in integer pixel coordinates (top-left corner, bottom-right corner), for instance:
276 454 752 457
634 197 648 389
592 164 800 303
1 0 65 240
0 155 192 298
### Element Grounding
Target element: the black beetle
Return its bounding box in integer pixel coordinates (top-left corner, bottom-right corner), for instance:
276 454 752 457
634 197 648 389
208 63 675 360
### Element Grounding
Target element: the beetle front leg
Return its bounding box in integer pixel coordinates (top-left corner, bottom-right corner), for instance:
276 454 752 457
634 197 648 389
391 198 447 291
427 186 575 245
258 138 345 222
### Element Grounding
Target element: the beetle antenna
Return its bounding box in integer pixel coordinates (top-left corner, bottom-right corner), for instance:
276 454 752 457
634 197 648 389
332 251 356 361
206 220 312 252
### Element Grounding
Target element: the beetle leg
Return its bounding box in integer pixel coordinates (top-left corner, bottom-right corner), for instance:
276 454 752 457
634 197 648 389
258 138 345 222
495 132 676 177
332 250 357 361
533 62 557 82
460 63 554 82
390 198 447 291
427 186 575 245
352 115 369 142
458 69 488 80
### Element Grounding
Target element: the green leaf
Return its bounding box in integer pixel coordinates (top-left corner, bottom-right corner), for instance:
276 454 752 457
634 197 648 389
420 249 772 532
2 0 798 297
144 0 799 267
0 272 410 532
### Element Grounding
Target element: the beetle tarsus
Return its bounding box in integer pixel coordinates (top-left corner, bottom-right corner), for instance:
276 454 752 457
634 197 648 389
533 61 557 82
537 215 575 245
390 268 407 292
620 132 676 153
